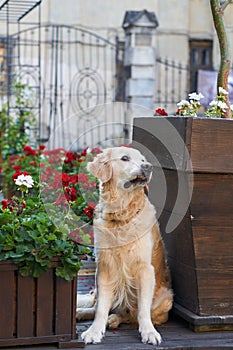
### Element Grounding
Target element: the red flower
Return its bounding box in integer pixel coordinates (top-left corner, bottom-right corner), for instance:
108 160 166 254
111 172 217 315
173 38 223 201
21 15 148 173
2 199 11 210
23 145 37 156
70 174 79 184
62 173 72 186
65 187 77 201
30 161 38 167
91 147 102 155
64 152 76 164
1 199 26 215
12 165 21 171
84 202 96 219
176 107 184 115
39 144 46 150
154 108 168 116
81 147 88 157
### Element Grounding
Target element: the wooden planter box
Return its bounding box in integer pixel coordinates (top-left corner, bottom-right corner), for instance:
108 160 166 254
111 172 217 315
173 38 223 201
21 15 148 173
133 116 233 331
0 261 84 348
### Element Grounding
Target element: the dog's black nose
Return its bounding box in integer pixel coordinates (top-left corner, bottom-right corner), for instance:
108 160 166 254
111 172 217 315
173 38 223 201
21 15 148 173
141 163 153 173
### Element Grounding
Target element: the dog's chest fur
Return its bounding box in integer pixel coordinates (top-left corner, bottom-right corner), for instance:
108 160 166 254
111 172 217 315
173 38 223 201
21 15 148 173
94 190 157 311
97 234 154 311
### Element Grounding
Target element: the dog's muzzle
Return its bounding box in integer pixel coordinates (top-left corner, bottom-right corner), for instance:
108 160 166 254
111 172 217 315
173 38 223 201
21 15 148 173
124 163 153 189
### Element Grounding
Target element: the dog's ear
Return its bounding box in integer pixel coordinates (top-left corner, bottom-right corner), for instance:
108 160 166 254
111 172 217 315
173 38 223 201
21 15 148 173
87 150 112 183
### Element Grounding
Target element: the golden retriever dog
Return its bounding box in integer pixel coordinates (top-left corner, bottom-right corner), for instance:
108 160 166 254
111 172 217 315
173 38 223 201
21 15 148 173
80 147 173 345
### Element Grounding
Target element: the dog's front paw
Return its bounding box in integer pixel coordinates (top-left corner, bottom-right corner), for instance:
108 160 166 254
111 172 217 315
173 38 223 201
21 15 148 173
81 326 104 344
107 314 121 329
139 326 162 345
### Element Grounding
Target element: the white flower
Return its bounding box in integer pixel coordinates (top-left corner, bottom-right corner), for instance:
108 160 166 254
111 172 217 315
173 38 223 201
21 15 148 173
188 92 204 101
230 104 233 111
209 100 218 107
177 100 190 108
217 101 228 111
218 87 228 95
209 100 228 111
14 174 34 188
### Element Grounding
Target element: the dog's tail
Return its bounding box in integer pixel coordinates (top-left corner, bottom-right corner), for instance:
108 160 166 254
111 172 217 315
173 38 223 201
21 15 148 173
76 290 96 321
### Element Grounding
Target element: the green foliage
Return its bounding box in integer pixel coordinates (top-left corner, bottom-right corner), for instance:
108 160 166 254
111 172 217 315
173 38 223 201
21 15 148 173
0 80 36 160
0 81 100 281
0 196 87 280
0 145 100 280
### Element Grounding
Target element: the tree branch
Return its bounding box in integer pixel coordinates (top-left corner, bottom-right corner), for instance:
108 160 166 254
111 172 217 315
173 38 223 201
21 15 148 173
210 0 231 118
221 0 233 12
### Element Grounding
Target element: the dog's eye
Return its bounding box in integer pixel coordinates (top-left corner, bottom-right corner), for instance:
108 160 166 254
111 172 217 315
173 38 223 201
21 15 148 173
121 155 130 161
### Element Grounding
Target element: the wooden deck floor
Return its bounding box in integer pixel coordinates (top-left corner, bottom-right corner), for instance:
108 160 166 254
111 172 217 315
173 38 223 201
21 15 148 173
3 262 233 350
77 315 233 350
76 262 233 349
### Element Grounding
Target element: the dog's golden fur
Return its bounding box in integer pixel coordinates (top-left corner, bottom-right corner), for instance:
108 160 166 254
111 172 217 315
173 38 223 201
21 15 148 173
79 147 173 345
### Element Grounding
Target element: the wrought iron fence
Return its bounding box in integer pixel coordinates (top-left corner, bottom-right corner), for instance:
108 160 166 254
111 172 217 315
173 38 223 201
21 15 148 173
154 57 189 113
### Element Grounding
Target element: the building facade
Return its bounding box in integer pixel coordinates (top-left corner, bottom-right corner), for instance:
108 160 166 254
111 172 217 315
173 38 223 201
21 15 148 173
0 0 232 148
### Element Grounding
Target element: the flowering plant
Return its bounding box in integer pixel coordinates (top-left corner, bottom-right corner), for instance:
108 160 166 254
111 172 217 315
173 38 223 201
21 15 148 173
155 87 233 118
0 144 101 280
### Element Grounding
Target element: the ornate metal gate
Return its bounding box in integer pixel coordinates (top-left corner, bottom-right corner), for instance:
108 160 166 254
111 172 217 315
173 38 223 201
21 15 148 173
39 24 127 150
4 23 127 150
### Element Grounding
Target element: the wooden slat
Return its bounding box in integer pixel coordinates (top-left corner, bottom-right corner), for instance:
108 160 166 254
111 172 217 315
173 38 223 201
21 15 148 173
36 269 54 336
168 257 199 315
197 269 233 315
159 211 195 267
191 118 233 173
17 274 35 337
55 277 72 335
149 167 192 218
133 117 190 171
192 226 233 268
0 270 15 338
191 173 233 220
71 277 78 340
133 116 233 173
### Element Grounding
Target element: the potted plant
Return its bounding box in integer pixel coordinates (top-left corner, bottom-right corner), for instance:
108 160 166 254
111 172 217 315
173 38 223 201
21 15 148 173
133 0 233 331
0 144 99 347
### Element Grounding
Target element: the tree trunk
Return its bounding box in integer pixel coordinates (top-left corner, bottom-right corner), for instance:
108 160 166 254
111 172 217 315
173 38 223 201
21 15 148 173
210 0 232 118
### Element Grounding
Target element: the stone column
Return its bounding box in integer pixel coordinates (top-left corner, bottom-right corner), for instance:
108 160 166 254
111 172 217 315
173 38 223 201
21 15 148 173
122 10 159 114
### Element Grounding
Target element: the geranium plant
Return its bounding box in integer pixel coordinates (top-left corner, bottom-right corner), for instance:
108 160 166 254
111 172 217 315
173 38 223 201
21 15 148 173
0 144 101 280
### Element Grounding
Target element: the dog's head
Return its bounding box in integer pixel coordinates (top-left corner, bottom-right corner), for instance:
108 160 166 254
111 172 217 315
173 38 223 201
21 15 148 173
87 147 153 192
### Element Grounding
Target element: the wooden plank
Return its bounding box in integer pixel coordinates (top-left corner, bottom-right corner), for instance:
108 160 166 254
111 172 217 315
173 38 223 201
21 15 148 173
191 173 233 220
197 271 233 300
0 270 15 339
168 257 199 314
17 274 35 337
36 269 54 336
55 277 72 335
71 277 78 340
0 261 17 271
133 117 190 171
174 303 233 333
191 118 233 173
159 211 195 267
133 116 233 174
149 167 192 218
192 226 233 268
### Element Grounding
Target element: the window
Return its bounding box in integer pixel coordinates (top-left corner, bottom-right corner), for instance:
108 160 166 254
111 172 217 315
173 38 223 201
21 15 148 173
189 40 213 92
